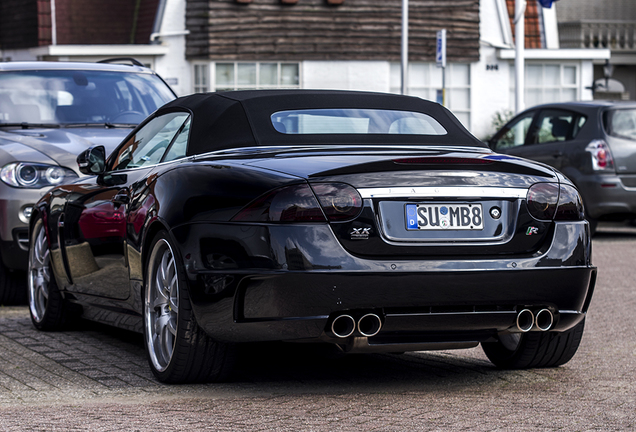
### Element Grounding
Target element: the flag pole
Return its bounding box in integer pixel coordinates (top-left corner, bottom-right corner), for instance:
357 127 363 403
401 0 408 95
515 0 526 113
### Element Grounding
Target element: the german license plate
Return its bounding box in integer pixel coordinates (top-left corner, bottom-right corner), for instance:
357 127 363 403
406 203 483 230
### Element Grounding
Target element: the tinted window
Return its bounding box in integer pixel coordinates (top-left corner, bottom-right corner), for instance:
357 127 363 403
111 113 190 170
163 118 191 162
605 109 636 141
271 109 447 135
491 111 535 150
0 70 174 125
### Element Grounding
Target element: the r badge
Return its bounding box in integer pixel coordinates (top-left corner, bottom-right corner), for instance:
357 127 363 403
526 226 539 236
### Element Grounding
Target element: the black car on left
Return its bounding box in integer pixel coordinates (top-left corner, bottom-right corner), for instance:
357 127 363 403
28 90 596 383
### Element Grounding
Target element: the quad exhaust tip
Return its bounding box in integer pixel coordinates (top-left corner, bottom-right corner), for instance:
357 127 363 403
516 308 554 332
330 313 383 338
535 308 554 332
357 313 382 337
331 314 356 338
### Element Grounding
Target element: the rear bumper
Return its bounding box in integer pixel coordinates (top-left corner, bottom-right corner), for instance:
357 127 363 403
578 173 636 219
173 221 595 344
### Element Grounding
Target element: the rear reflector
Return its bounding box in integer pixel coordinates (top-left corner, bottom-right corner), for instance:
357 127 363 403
393 157 494 165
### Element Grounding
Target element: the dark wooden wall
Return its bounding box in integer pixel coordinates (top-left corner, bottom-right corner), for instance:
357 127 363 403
186 0 480 62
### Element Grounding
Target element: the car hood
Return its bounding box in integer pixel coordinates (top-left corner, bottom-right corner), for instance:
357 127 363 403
0 127 129 172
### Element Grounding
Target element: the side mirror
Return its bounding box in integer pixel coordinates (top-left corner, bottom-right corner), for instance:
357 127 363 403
77 146 106 175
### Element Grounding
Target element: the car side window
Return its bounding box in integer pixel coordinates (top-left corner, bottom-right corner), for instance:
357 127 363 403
533 110 578 144
110 113 189 171
163 117 191 162
491 112 535 150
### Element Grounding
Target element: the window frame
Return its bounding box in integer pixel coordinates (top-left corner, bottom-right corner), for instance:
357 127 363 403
193 63 210 93
108 112 191 172
209 61 301 92
390 62 471 130
509 63 580 109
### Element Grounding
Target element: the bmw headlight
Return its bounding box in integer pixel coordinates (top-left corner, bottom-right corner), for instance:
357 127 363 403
0 163 78 188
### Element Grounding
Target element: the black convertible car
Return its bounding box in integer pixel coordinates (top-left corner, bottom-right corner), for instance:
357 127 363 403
28 90 596 383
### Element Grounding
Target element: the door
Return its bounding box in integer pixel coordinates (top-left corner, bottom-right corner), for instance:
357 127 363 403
63 112 191 299
491 109 581 171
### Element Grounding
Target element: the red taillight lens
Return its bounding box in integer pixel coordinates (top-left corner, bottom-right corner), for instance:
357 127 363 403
311 183 363 221
231 182 363 223
393 157 494 165
554 184 585 221
586 139 614 171
527 183 559 221
232 184 326 222
527 183 584 222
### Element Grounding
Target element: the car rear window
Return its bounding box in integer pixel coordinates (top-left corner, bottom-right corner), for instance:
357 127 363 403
270 108 447 135
604 109 636 141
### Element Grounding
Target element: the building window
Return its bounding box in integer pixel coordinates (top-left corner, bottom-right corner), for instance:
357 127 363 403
193 64 209 93
510 64 578 108
213 62 300 91
390 62 471 129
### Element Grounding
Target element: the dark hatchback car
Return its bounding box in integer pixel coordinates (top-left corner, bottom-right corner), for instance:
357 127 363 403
0 60 176 304
489 101 636 233
29 90 596 383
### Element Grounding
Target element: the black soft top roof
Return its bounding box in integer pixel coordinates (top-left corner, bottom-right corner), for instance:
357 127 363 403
158 90 486 156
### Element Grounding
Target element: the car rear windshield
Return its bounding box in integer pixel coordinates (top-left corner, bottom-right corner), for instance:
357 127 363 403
270 108 448 135
604 109 636 141
0 70 175 125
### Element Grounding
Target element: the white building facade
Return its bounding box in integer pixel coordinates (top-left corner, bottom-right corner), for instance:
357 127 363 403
1 0 610 139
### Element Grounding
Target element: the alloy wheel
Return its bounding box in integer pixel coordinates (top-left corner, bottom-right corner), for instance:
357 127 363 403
145 238 179 372
28 223 50 323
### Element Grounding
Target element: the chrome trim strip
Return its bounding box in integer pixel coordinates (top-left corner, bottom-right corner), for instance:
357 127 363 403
359 186 528 199
387 311 517 317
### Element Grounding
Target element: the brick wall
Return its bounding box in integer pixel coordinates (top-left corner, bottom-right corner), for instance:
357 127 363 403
0 0 159 48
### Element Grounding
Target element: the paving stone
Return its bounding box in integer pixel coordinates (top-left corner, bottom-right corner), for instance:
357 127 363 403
0 223 635 430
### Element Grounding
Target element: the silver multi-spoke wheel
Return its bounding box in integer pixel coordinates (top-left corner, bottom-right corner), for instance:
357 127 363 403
143 231 234 383
29 222 51 323
145 238 179 373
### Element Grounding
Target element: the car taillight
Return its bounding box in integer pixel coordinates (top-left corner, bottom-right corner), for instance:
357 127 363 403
311 183 363 221
586 139 614 171
231 182 362 223
526 183 584 221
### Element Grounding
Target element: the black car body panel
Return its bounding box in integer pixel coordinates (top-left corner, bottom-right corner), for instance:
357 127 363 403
30 90 596 381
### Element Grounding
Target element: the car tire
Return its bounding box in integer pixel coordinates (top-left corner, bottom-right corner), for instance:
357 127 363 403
481 319 586 369
28 217 70 330
143 231 235 383
0 259 27 305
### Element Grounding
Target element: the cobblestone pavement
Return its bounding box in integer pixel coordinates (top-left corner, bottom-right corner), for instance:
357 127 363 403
0 223 635 431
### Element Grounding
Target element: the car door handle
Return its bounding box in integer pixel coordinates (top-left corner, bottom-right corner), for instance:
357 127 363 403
552 152 563 158
113 193 130 205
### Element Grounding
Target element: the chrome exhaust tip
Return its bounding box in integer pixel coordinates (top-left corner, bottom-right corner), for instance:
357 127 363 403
331 315 356 338
516 309 534 332
357 313 382 337
535 308 554 331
